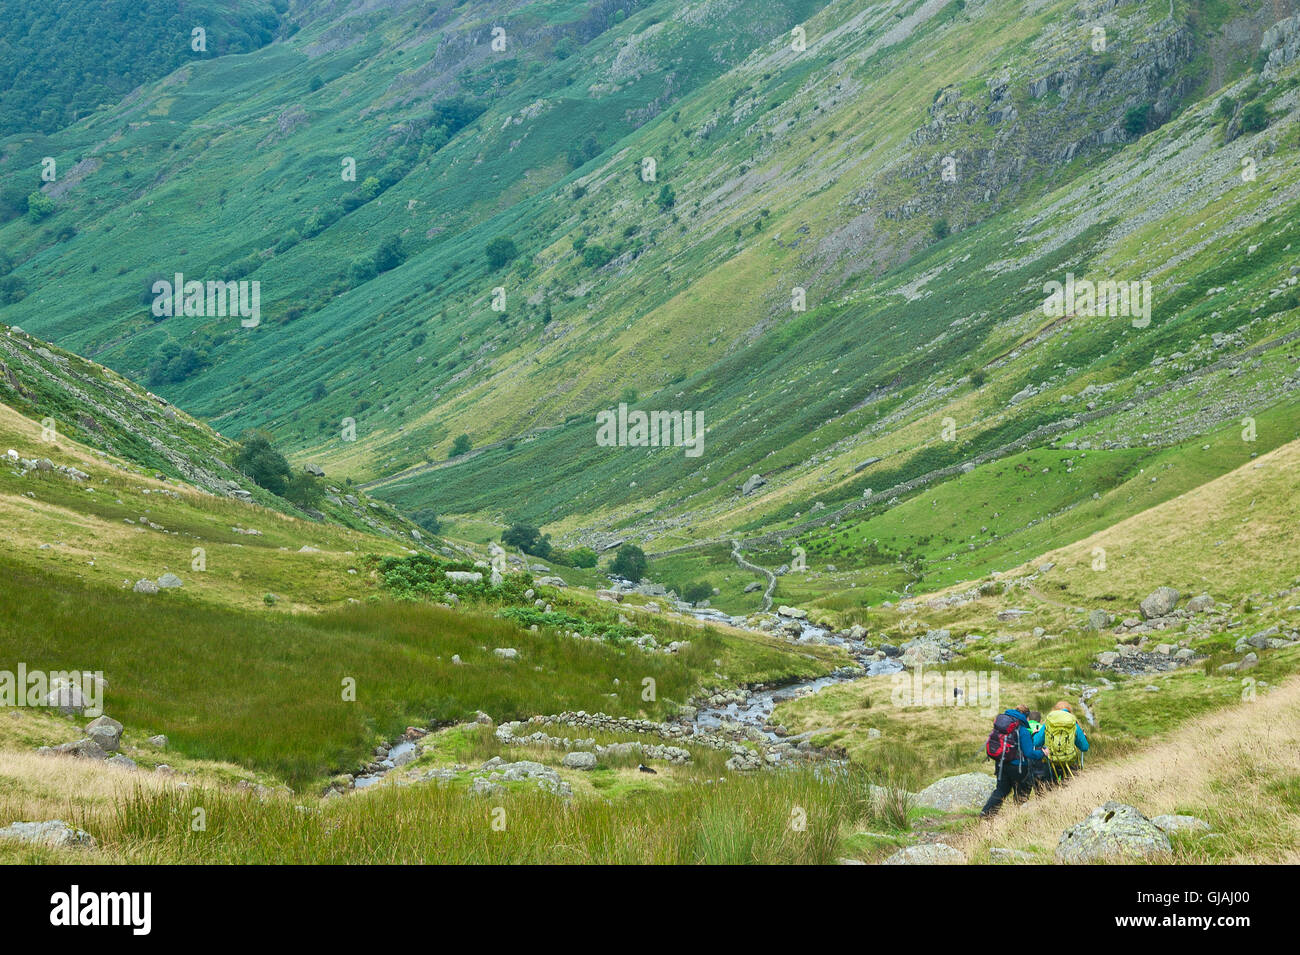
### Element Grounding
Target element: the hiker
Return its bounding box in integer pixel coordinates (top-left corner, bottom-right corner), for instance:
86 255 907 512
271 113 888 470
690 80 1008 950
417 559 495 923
1025 710 1055 792
1037 700 1089 783
980 705 1045 817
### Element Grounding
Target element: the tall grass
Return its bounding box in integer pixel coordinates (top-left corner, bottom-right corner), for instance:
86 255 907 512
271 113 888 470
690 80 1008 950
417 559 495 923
97 766 884 864
0 556 715 789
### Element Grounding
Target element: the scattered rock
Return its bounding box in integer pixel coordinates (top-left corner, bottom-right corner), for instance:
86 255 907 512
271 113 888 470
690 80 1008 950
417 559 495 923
84 715 123 752
881 843 966 865
132 578 159 595
1151 814 1212 836
53 738 108 760
41 683 92 716
1086 609 1111 630
560 751 597 770
989 847 1034 863
0 820 96 850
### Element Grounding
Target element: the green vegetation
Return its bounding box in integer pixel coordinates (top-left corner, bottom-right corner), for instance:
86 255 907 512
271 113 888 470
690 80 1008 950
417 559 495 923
609 544 647 582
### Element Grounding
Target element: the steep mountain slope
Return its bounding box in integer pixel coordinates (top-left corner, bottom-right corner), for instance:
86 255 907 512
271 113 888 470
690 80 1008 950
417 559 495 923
1 0 1297 596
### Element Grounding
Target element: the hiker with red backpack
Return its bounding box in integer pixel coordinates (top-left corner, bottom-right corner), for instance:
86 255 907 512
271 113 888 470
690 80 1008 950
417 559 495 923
980 705 1046 817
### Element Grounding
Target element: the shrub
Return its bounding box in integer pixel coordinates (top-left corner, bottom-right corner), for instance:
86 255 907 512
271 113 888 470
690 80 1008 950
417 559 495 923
1240 101 1268 133
234 431 291 496
1123 103 1150 137
25 190 55 222
411 509 441 535
502 523 551 558
485 236 518 270
609 544 647 582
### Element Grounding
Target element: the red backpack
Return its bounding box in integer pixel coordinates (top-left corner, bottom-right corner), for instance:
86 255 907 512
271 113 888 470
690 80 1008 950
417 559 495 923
985 713 1021 764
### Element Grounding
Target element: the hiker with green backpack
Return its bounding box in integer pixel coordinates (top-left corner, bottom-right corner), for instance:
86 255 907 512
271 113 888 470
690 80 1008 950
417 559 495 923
1034 701 1090 783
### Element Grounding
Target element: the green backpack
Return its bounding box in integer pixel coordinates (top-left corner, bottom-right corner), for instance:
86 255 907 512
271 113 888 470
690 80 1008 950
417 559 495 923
1044 710 1081 771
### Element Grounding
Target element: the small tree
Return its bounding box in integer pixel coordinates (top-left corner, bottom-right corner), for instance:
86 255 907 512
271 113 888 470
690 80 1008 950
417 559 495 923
25 191 55 222
485 236 518 270
449 433 472 457
234 431 291 496
502 523 551 558
609 544 648 582
285 471 325 508
374 234 405 273
1240 101 1268 133
1123 104 1150 137
411 509 441 535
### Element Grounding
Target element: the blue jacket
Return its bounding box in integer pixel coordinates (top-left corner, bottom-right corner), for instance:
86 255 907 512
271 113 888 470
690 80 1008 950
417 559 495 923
1002 709 1045 765
1032 719 1089 754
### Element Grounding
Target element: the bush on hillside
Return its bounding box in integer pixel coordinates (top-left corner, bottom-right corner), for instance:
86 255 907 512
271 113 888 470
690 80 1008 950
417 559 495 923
609 544 647 582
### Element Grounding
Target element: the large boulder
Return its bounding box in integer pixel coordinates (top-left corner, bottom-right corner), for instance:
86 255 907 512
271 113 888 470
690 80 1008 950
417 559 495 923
133 578 160 594
914 773 996 812
1086 609 1111 630
0 820 96 850
561 751 597 770
1139 587 1180 620
157 572 183 589
85 715 124 752
1056 802 1172 863
881 843 966 865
